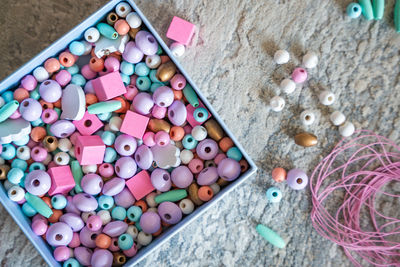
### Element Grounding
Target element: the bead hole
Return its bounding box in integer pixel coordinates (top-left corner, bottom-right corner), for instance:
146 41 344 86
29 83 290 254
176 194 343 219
353 7 358 11
148 37 155 43
11 190 16 195
44 81 50 85
164 213 171 220
57 157 62 162
124 145 130 151
205 147 211 153
181 203 186 208
188 138 193 142
116 166 120 173
178 83 183 87
84 120 92 127
90 234 97 240
121 235 126 241
169 110 175 117
111 14 117 21
272 192 278 197
296 178 303 184
77 147 81 154
55 234 63 241
207 190 212 195
305 115 311 121
48 137 54 143
136 155 141 162
162 174 169 181
328 96 333 101
159 102 165 107
23 101 29 107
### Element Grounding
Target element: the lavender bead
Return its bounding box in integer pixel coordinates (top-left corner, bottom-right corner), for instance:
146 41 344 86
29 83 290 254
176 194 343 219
157 201 182 224
50 120 76 138
135 31 158 55
122 41 144 64
81 173 103 195
102 177 125 196
132 92 154 115
196 139 219 160
80 226 102 248
24 170 51 195
171 166 193 188
197 166 219 186
19 98 42 122
168 100 187 126
39 80 62 103
46 222 73 246
134 145 153 170
114 134 137 156
21 75 37 91
74 247 93 266
84 80 95 94
102 221 128 237
60 213 84 232
72 193 98 212
114 187 135 208
150 168 172 192
115 157 137 179
152 86 174 108
139 211 161 234
65 196 81 214
286 168 308 190
217 158 241 181
91 249 113 267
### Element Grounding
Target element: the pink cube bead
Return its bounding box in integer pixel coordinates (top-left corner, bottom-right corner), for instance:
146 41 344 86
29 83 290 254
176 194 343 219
291 68 308 83
126 170 155 200
75 135 106 165
48 166 75 196
120 110 149 139
92 71 127 101
186 101 211 127
73 111 104 136
166 16 195 45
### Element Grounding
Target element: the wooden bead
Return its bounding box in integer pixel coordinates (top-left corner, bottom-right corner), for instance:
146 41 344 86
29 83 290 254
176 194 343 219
13 88 30 102
43 136 58 152
198 186 214 201
217 177 229 187
219 137 234 152
113 252 126 266
204 119 224 141
106 12 119 26
148 119 171 133
294 132 318 147
239 159 249 173
30 126 47 142
0 165 11 180
96 233 112 249
188 183 203 206
48 209 63 223
134 200 148 212
156 61 177 82
271 167 286 182
128 27 140 39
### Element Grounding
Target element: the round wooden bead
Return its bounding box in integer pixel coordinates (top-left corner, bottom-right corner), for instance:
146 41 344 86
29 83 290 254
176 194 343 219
33 66 50 82
274 50 290 64
126 225 139 239
7 185 25 202
179 199 194 214
188 183 203 206
292 68 308 83
137 231 152 246
54 152 70 166
126 12 142 28
95 233 112 249
319 90 335 105
271 167 287 182
16 146 30 161
145 55 161 69
82 164 97 174
191 125 207 141
210 183 220 195
300 110 315 126
97 210 112 225
84 27 100 43
270 96 285 112
302 52 318 69
339 121 355 137
287 168 308 190
115 2 131 17
169 42 185 58
280 78 296 95
330 111 346 126
198 186 214 201
106 12 119 26
43 136 58 152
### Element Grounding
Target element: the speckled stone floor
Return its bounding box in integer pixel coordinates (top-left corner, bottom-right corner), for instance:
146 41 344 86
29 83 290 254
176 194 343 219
1 0 400 266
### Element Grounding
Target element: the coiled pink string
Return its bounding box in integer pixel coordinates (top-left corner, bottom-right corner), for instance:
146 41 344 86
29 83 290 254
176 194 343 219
310 131 400 266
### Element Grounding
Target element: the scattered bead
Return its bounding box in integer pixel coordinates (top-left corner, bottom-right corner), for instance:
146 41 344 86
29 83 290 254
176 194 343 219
302 52 318 69
347 3 363 19
286 168 308 190
339 121 355 137
319 90 335 106
330 111 346 126
300 110 315 126
291 68 308 83
266 187 282 203
294 132 318 147
273 50 290 64
169 42 186 58
280 78 296 95
271 167 287 182
269 96 285 112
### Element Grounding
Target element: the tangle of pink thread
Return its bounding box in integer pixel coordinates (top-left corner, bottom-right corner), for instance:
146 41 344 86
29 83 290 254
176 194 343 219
310 130 400 266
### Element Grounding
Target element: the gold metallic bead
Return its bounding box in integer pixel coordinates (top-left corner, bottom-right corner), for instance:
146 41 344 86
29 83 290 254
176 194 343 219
156 61 176 82
106 12 119 26
43 136 58 152
113 252 126 266
0 165 10 180
128 27 140 39
188 183 203 206
294 132 318 147
148 119 171 133
204 119 224 142
217 178 229 187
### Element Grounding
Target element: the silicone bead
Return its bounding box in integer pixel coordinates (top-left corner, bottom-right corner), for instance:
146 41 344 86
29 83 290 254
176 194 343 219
135 31 158 56
155 189 187 204
359 0 374 20
39 80 62 103
98 195 114 209
291 68 308 83
269 96 285 112
7 185 25 202
25 192 53 218
302 52 318 69
97 22 118 39
266 187 282 203
150 168 172 192
81 173 103 195
51 194 67 210
139 211 161 234
274 50 290 64
218 158 241 181
280 78 296 95
182 84 199 107
0 100 19 122
24 170 51 195
256 224 286 248
158 201 182 224
319 90 335 105
286 168 309 190
339 121 355 137
348 3 362 18
300 110 315 126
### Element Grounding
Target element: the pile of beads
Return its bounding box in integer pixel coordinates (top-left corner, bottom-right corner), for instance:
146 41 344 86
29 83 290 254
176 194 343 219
0 2 249 266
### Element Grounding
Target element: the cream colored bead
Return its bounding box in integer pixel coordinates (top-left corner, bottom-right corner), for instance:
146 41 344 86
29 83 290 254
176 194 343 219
270 96 285 112
3 180 13 191
82 164 97 174
300 110 315 126
209 183 220 195
33 66 50 82
54 152 70 165
179 198 194 215
84 27 100 43
115 2 132 17
126 225 139 239
137 231 152 246
146 192 158 208
68 147 76 158
145 55 161 69
339 121 355 137
58 138 72 152
280 78 296 95
8 185 25 202
274 50 290 64
16 146 30 160
180 149 194 164
330 111 346 126
81 211 96 223
0 96 5 108
42 153 52 165
147 207 158 213
126 12 142 28
319 91 335 106
97 210 112 225
302 52 318 69
109 116 122 132
169 42 185 58
191 125 207 141
174 141 183 150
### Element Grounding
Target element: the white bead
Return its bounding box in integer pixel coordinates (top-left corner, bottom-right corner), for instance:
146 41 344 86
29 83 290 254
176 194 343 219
97 210 112 225
54 152 70 165
145 55 161 69
126 12 142 28
16 146 30 160
274 50 290 64
81 41 93 55
191 125 207 141
302 52 318 69
42 153 53 165
33 66 49 82
126 225 139 239
270 96 285 112
169 42 186 58
319 91 335 106
0 96 5 108
68 147 76 158
339 121 355 137
145 192 158 208
109 116 122 132
8 185 25 202
82 164 97 174
115 2 132 18
179 198 194 215
300 110 315 126
209 183 220 195
84 27 100 43
3 180 13 191
330 111 346 126
58 138 72 152
180 149 194 164
280 78 296 95
81 211 96 223
137 231 152 246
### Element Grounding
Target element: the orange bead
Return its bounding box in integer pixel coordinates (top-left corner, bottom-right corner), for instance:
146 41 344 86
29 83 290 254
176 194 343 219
271 167 287 182
152 226 162 237
239 159 249 173
113 97 129 113
169 126 185 141
114 19 130 35
48 209 63 223
44 58 61 73
198 186 214 201
85 94 98 106
160 55 170 64
134 200 147 212
30 127 47 142
172 89 182 100
42 196 52 208
53 98 62 109
13 88 30 102
59 52 76 67
89 57 105 72
39 100 54 110
95 234 112 249
219 137 234 153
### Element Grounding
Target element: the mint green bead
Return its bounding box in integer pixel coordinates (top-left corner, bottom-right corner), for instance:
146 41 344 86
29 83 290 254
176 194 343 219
395 0 400 32
7 168 24 185
227 147 242 161
101 131 116 146
256 224 286 248
29 162 45 172
155 189 187 204
372 0 384 20
25 192 53 218
359 0 374 20
126 206 142 222
66 64 80 75
1 91 13 103
31 118 44 127
157 45 163 55
2 144 16 160
69 41 85 56
121 73 131 85
347 3 362 18
11 158 28 171
63 258 81 267
136 76 151 91
97 112 112 121
136 222 142 231
71 74 86 87
30 88 40 100
182 134 198 150
112 206 127 220
149 69 166 84
118 234 133 250
71 160 83 193
97 22 118 40
22 202 37 217
98 195 114 210
150 82 163 93
0 100 19 123
103 147 117 163
54 107 62 118
46 123 53 136
19 174 26 188
51 194 67 209
88 101 122 114
183 84 199 108
135 62 150 76
193 107 208 123
121 61 135 76
13 134 30 146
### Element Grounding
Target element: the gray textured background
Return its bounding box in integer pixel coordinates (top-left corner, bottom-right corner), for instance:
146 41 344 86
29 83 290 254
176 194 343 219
1 0 400 266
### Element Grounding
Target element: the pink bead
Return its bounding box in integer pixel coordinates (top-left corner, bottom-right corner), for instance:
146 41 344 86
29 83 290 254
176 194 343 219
41 108 58 124
166 16 196 45
183 125 192 135
291 67 308 83
120 110 150 139
142 132 156 147
47 161 58 169
21 75 37 91
186 102 211 127
75 135 106 165
123 243 138 257
54 246 70 262
69 132 81 146
124 85 138 101
151 105 166 119
32 216 48 235
27 139 38 149
69 232 81 248
31 146 48 162
170 74 186 90
9 109 21 119
48 165 76 196
81 64 97 80
73 111 104 136
17 198 26 204
86 215 102 231
92 71 127 101
84 80 95 94
104 57 120 72
214 153 227 165
126 170 155 200
129 75 138 86
99 163 114 178
154 131 170 146
188 158 204 174
109 237 120 252
55 70 72 87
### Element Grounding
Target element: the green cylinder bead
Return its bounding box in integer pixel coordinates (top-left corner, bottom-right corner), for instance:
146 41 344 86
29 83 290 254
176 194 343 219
183 84 199 108
25 192 53 218
96 22 118 39
0 100 19 123
71 160 83 193
395 0 400 32
88 101 122 114
256 224 286 248
372 0 384 20
359 0 374 20
155 189 188 204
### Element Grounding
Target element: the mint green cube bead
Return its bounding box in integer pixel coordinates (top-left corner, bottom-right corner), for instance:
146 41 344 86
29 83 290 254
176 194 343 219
2 144 16 160
22 202 37 217
127 206 142 222
71 74 86 87
67 64 80 75
97 22 118 40
13 134 30 146
1 91 13 103
112 206 127 220
183 84 199 108
7 168 24 185
31 118 44 127
51 194 68 210
121 61 135 76
118 234 134 250
0 100 19 123
71 160 84 193
193 107 208 123
11 158 28 171
30 88 40 100
97 112 112 121
150 82 164 93
103 147 117 163
29 162 45 172
98 195 114 210
120 73 131 85
69 41 85 56
256 224 286 248
88 101 122 115
101 131 116 146
136 76 151 91
25 192 53 218
135 62 150 76
227 147 242 161
182 134 198 150
63 258 81 267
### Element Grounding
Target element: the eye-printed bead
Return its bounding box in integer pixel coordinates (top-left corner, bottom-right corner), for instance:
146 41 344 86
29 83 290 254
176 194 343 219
269 96 285 112
300 110 315 126
274 50 290 64
266 187 282 203
286 168 308 190
339 121 355 137
7 185 25 202
319 90 335 105
280 78 296 95
330 111 346 126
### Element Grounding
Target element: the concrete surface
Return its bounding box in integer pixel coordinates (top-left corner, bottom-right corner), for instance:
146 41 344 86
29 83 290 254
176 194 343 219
1 0 400 266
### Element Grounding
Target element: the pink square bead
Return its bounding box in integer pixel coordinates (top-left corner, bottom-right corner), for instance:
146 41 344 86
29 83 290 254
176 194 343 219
92 71 127 101
75 135 106 165
186 101 211 127
166 16 195 45
120 110 149 139
73 111 104 136
126 170 155 200
48 166 75 196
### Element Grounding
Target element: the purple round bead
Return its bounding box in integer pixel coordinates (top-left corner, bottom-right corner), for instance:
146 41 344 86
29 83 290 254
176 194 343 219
91 249 113 267
19 98 42 122
135 31 158 55
59 213 84 232
157 201 182 225
102 177 125 196
79 226 102 248
152 86 174 108
39 79 62 103
286 168 308 190
114 134 137 156
102 221 128 237
81 173 103 195
55 70 72 87
168 100 187 126
50 120 76 138
46 222 73 247
196 139 219 160
114 187 135 208
72 193 98 212
65 196 81 214
21 75 37 91
197 166 219 186
134 145 153 170
115 156 137 179
122 41 144 64
171 166 193 188
150 168 172 192
217 158 241 181
139 211 161 234
132 92 154 115
24 170 51 196
74 246 93 266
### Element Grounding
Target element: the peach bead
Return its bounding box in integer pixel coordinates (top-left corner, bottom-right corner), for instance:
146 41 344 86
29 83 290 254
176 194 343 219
114 19 130 35
42 196 52 208
109 52 122 61
89 57 105 72
113 97 129 113
85 94 98 106
48 209 63 223
30 127 47 142
13 88 30 102
169 126 185 141
134 200 147 212
219 137 234 153
59 52 76 67
40 100 54 110
53 98 62 109
160 55 170 64
198 186 214 201
44 58 61 73
173 89 183 100
95 233 112 249
271 167 287 182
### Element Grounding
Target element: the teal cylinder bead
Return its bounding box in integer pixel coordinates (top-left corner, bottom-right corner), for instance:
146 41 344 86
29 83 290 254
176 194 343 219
395 0 400 32
1 91 13 103
88 101 122 114
101 131 116 146
66 64 80 75
11 158 28 171
111 206 127 220
13 134 30 146
136 76 151 91
97 112 112 121
359 0 374 20
51 194 68 209
182 134 198 150
31 118 44 127
7 168 24 185
30 88 40 100
126 206 142 222
29 162 45 172
118 234 134 250
63 258 80 267
71 74 86 87
22 202 37 217
372 0 384 20
183 84 199 108
120 61 135 76
193 107 208 123
69 41 85 56
0 100 19 123
96 22 119 40
98 195 114 210
135 62 150 76
71 160 83 193
121 73 131 85
25 192 53 218
103 147 117 163
346 3 362 18
227 147 243 161
2 144 16 160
